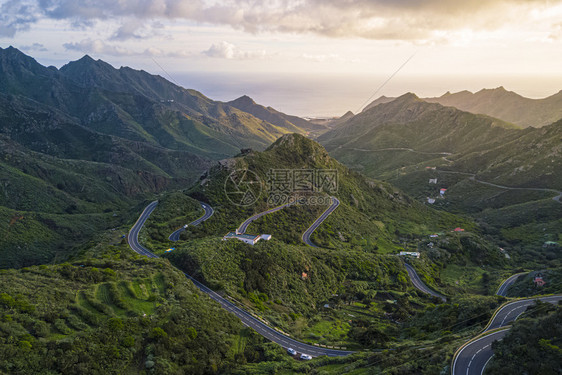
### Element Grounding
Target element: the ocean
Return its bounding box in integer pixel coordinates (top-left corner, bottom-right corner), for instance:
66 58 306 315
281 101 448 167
172 71 562 118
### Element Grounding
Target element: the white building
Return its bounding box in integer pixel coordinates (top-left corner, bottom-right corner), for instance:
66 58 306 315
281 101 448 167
399 251 420 258
223 232 272 245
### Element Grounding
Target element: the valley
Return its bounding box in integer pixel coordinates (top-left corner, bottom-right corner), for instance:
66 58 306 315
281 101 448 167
0 48 560 375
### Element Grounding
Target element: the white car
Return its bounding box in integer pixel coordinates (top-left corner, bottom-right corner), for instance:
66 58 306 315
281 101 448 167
183 224 188 229
300 353 312 360
287 348 297 356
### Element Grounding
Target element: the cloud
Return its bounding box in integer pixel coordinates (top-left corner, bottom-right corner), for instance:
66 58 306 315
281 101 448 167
63 38 192 58
0 0 39 37
203 41 267 60
302 53 361 64
548 22 562 40
5 0 562 42
63 39 134 56
19 42 48 52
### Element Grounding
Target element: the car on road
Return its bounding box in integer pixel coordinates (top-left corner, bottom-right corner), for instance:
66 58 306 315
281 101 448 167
300 353 312 360
183 224 188 228
286 348 297 356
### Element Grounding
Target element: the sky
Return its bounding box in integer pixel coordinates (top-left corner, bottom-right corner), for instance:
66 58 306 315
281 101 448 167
2 0 562 116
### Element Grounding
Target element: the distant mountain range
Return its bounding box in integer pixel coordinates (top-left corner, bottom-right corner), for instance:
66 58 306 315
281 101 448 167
365 87 562 128
318 93 561 263
319 92 561 190
0 46 314 267
227 95 328 133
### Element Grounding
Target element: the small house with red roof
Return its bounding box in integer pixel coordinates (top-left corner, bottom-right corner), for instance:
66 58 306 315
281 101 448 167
534 274 546 287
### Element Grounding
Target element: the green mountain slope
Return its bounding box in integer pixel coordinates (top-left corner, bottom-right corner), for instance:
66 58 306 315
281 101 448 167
0 46 318 267
130 134 505 349
424 86 562 128
318 93 562 190
227 95 325 133
0 46 302 160
319 93 518 155
317 94 561 267
0 241 272 374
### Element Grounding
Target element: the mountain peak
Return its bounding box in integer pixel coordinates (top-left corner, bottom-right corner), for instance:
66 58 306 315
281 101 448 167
0 46 32 61
266 133 328 159
62 55 114 71
230 95 257 106
76 54 95 63
394 92 420 103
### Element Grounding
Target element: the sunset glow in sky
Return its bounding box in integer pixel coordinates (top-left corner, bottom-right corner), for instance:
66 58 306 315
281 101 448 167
2 0 562 115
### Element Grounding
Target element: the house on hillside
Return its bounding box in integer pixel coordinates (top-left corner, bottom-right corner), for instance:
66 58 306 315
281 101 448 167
534 274 546 287
427 198 436 204
440 188 447 196
543 241 558 248
429 178 438 184
453 227 465 232
399 251 420 258
223 232 272 245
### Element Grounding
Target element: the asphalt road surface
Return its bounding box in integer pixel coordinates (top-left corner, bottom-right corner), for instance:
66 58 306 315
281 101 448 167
495 272 526 297
452 294 562 375
302 197 340 247
169 202 214 241
237 203 291 234
127 201 159 259
403 263 446 301
485 295 562 331
128 201 354 358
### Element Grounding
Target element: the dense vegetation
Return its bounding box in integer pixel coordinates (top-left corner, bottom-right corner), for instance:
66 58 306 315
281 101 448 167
487 302 562 374
0 239 277 374
0 46 315 267
505 268 562 297
1 47 561 374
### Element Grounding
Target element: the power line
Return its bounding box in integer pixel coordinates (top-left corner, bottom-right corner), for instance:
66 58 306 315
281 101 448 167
355 51 417 114
150 56 181 87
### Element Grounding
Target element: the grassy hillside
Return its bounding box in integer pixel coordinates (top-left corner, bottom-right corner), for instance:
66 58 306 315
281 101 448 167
227 95 326 133
181 133 472 253
129 134 506 351
425 86 562 128
317 95 561 271
0 238 274 374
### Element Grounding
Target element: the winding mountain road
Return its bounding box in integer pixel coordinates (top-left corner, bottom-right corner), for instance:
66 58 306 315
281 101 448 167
452 294 562 375
237 203 291 234
127 201 159 259
341 147 452 156
302 197 340 247
128 201 354 357
169 201 214 241
436 170 562 203
343 147 562 203
403 263 446 301
495 272 526 297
